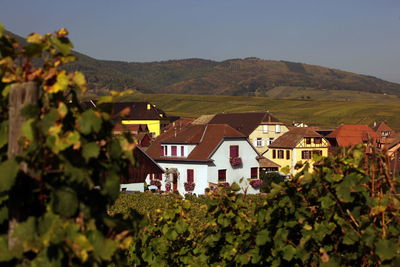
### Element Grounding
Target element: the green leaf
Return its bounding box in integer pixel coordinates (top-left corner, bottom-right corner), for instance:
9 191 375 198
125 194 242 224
0 120 8 149
101 173 120 200
255 229 270 246
375 239 397 261
52 187 78 217
0 24 4 38
282 244 297 261
82 142 100 162
89 231 117 261
77 110 102 135
0 159 19 192
49 36 72 56
22 118 36 141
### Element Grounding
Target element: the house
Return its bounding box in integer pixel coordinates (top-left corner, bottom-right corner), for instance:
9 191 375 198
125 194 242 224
113 124 152 148
372 122 398 149
196 112 289 155
387 137 400 177
120 146 165 192
266 127 329 175
82 101 174 137
146 124 261 195
325 124 380 149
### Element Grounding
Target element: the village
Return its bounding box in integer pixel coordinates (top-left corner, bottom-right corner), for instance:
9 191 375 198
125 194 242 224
83 101 400 195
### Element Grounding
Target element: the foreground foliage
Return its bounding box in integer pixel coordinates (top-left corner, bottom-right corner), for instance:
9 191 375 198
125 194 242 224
123 146 400 266
0 27 136 265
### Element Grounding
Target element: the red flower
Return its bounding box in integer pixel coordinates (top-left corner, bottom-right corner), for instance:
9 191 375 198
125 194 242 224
249 179 263 189
184 182 195 191
230 157 242 167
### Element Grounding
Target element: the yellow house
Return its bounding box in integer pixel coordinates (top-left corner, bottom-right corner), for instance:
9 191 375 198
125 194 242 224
113 102 170 137
206 112 289 154
266 127 329 175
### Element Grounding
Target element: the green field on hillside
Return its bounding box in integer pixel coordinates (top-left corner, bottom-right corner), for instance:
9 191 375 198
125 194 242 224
114 93 400 130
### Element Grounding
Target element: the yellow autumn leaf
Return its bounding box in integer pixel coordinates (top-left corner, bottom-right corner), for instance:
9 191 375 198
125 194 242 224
370 205 386 216
48 123 62 136
46 70 69 93
27 32 44 44
56 28 69 37
57 102 68 119
73 71 87 91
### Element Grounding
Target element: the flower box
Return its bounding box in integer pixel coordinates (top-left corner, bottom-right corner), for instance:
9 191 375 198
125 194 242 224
184 182 195 192
230 157 242 167
150 179 162 188
249 179 263 189
218 182 230 188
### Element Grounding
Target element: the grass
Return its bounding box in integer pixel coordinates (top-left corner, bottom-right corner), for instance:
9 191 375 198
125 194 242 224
111 92 400 130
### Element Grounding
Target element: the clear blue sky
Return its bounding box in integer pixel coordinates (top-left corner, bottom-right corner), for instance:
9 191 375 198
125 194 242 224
1 0 400 82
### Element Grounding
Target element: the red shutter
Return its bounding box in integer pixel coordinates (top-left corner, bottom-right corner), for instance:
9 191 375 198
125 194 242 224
187 169 194 183
181 146 184 156
286 150 290 159
273 150 276 159
251 167 258 178
218 169 226 182
230 145 239 157
171 146 177 156
160 146 164 156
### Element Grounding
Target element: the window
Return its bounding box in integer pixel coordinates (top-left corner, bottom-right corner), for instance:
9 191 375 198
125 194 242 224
314 137 322 144
230 145 239 158
278 150 284 159
272 150 276 159
262 125 269 133
171 146 177 156
187 169 194 183
251 167 258 178
286 150 290 159
268 138 274 145
305 138 311 144
181 146 185 157
164 146 168 156
256 138 263 147
218 169 226 182
275 125 281 133
302 151 311 159
155 173 162 180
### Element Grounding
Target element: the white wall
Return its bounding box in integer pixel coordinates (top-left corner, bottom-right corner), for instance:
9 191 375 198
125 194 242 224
156 162 209 195
209 139 260 194
162 144 196 157
120 183 144 192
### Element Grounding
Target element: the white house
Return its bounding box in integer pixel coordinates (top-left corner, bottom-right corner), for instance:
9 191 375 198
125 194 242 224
146 124 261 195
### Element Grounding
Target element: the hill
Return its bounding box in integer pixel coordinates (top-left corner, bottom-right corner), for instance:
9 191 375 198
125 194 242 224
5 30 400 96
99 93 400 131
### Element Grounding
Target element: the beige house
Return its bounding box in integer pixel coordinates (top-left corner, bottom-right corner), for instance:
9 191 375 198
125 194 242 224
201 112 288 154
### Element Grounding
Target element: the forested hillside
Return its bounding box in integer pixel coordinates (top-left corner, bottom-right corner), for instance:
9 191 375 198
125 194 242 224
6 31 400 96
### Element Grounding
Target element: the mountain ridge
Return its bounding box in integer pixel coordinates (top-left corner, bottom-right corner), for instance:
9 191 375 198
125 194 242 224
5 30 400 96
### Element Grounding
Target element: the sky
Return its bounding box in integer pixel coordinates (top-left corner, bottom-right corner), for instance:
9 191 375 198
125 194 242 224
1 0 400 83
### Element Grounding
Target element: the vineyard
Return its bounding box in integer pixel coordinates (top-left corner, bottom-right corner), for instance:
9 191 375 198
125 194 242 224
0 27 399 266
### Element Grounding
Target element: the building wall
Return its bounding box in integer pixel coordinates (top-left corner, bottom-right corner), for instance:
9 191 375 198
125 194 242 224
267 137 329 175
209 139 260 194
122 120 161 136
162 144 196 157
249 124 289 154
154 162 209 196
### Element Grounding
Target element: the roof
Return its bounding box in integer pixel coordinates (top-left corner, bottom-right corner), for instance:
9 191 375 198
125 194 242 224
207 112 282 136
113 124 149 133
83 101 167 120
162 118 194 132
146 124 248 162
372 122 394 134
326 124 379 147
192 114 216 125
259 158 281 168
269 127 324 148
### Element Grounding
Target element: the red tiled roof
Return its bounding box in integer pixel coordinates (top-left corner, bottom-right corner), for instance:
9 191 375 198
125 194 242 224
269 127 324 148
208 112 282 136
162 118 194 132
113 124 148 133
326 124 379 147
146 124 248 162
259 158 281 168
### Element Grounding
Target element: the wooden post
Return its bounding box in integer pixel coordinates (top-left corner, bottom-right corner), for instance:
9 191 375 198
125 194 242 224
7 81 38 250
8 81 38 158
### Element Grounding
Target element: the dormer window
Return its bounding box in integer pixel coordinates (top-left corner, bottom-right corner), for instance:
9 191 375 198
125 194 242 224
275 125 281 133
314 138 322 144
305 137 311 144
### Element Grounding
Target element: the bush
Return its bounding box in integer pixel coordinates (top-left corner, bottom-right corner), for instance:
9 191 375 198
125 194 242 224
260 171 286 192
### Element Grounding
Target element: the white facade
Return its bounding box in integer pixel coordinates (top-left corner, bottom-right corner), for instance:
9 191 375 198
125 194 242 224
153 138 261 195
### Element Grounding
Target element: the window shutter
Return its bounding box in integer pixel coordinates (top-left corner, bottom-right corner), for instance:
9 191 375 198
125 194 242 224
261 139 265 147
272 150 276 159
187 169 194 183
230 145 239 157
181 146 184 156
171 146 177 156
218 170 226 182
251 167 258 178
286 150 290 159
160 146 164 156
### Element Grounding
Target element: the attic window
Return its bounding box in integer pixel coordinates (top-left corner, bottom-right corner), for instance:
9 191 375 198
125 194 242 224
305 138 311 144
314 138 322 144
230 145 239 158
